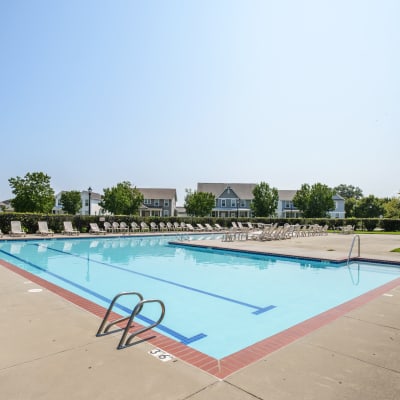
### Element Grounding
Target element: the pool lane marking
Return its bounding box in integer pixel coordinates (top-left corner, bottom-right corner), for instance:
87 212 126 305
0 249 205 344
32 243 277 315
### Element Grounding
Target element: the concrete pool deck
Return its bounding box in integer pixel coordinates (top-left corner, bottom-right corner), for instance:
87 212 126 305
0 232 399 399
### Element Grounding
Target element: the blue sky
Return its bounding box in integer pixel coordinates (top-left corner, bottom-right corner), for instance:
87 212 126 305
1 0 399 205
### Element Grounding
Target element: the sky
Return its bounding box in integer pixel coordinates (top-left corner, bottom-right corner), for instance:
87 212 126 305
1 0 399 205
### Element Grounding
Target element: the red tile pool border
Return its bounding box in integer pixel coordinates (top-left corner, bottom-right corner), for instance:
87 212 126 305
1 258 399 379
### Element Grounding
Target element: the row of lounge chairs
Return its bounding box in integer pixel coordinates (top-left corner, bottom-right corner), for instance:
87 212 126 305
89 221 226 234
5 220 80 237
2 220 226 237
227 222 329 241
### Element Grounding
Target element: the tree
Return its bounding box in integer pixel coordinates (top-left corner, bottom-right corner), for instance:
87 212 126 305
293 183 335 218
8 171 55 213
184 190 215 217
333 184 363 200
99 181 143 215
251 182 278 217
354 195 384 218
382 197 400 218
60 191 82 215
344 197 357 218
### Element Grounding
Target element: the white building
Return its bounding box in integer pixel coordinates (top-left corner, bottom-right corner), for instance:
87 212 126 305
53 189 103 215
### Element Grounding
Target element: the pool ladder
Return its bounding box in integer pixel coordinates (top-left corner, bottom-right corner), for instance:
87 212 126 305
96 291 165 349
347 234 360 266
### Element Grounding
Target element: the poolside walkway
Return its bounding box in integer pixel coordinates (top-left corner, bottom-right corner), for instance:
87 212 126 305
0 233 399 399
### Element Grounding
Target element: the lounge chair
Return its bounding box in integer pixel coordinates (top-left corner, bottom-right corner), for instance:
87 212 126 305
89 223 106 235
231 221 239 230
196 223 206 231
10 221 26 237
130 222 140 232
112 222 122 233
104 222 113 233
62 221 79 236
0 228 3 238
214 223 224 231
119 222 130 233
204 223 214 231
173 222 182 231
140 222 150 232
150 222 159 231
186 223 201 231
159 222 167 231
166 222 174 231
37 221 54 236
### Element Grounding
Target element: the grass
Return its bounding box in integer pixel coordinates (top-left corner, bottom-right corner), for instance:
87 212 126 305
390 248 400 253
350 231 400 235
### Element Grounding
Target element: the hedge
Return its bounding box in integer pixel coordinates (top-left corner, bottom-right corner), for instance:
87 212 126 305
0 213 399 234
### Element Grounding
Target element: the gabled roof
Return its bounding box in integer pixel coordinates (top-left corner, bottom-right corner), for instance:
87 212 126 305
197 183 257 199
333 193 345 200
277 190 297 201
138 188 177 201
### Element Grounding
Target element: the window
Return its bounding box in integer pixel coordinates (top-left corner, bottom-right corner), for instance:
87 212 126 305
231 199 237 207
164 200 169 207
221 199 226 207
154 200 159 207
163 209 169 216
144 199 151 205
85 199 89 207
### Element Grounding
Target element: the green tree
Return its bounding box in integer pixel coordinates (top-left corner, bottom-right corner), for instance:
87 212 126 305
8 171 55 213
184 189 215 217
99 181 143 215
382 197 400 218
251 182 278 217
60 190 82 215
344 197 357 218
354 195 384 218
333 184 363 200
293 183 335 218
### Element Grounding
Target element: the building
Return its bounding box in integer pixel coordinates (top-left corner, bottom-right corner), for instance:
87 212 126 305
137 188 177 217
197 183 346 218
197 183 254 218
53 190 103 215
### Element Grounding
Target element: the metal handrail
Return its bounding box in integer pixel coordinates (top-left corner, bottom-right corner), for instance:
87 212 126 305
347 234 360 266
118 299 165 349
96 292 144 336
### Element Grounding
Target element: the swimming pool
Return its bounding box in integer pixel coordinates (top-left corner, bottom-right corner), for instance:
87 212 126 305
1 235 399 360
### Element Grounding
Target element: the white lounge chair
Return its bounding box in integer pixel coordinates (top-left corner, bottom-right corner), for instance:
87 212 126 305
37 221 54 236
103 222 113 233
119 222 130 233
204 223 214 231
166 222 174 231
159 222 167 231
150 222 159 231
62 221 79 236
112 222 122 233
130 222 140 232
10 221 26 237
140 222 150 232
173 222 182 231
89 223 106 235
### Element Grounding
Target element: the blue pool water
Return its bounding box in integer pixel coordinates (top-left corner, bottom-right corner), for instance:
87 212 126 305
1 235 399 359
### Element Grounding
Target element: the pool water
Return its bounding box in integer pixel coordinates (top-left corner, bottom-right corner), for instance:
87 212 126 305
1 235 399 359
